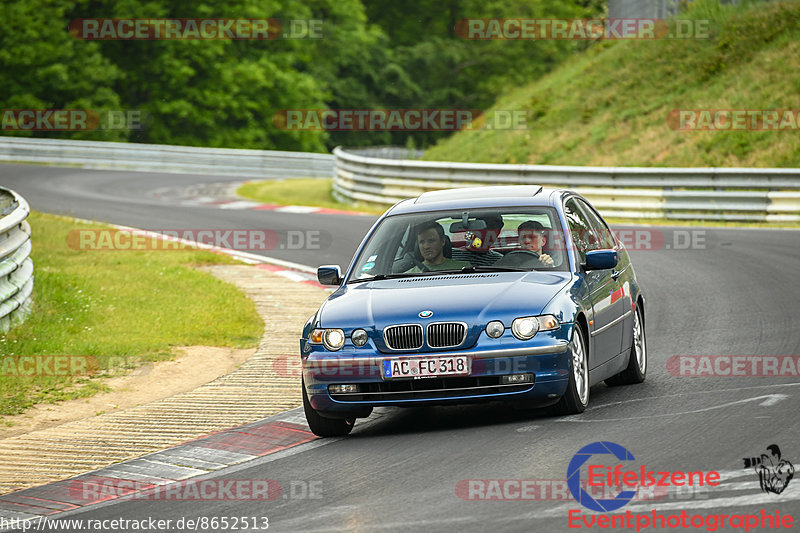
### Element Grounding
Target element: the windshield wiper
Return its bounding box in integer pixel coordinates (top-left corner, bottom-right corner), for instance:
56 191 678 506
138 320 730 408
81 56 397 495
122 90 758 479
456 265 530 273
348 265 529 283
348 273 422 283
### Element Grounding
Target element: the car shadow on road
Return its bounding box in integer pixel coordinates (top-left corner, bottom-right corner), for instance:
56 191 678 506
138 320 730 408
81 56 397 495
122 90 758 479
347 383 626 438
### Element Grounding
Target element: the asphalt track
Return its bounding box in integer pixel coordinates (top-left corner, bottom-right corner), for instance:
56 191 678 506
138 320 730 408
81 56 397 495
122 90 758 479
2 163 800 532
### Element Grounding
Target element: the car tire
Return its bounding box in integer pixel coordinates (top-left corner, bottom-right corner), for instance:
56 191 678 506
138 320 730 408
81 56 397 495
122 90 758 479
605 305 647 387
302 379 355 438
550 323 590 415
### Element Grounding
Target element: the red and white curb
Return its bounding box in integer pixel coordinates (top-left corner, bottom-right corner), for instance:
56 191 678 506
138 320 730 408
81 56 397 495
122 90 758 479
0 405 391 525
235 201 370 217
255 263 327 289
0 410 316 523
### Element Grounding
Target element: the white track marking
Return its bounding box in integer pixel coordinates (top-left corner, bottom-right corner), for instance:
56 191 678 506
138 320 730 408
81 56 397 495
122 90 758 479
275 270 312 282
275 205 320 213
217 200 264 209
557 394 790 423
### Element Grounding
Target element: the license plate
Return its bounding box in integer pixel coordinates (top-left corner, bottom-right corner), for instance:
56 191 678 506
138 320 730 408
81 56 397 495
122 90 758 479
382 355 470 379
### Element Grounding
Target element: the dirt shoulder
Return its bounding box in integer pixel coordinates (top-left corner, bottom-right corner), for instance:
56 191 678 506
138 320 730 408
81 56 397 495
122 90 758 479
0 264 328 495
0 346 254 439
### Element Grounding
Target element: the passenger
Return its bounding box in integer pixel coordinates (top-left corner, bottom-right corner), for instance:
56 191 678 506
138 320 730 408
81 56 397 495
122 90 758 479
451 214 505 267
406 221 471 273
517 220 555 267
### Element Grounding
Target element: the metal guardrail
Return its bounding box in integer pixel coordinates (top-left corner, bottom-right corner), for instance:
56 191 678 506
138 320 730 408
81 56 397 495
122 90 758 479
608 0 753 19
2 137 797 222
608 0 683 19
332 147 800 222
0 187 33 332
0 137 334 179
344 146 426 160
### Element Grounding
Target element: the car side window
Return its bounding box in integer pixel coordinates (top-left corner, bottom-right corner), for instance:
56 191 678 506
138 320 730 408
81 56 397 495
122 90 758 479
564 198 598 263
575 199 616 250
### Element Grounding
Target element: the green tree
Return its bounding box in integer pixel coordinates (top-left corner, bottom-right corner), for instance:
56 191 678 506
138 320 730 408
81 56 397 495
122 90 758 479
81 0 331 150
0 0 607 151
0 0 123 140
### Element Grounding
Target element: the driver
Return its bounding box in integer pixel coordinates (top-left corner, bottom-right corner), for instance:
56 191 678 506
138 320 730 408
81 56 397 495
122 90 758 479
518 220 555 267
406 221 471 273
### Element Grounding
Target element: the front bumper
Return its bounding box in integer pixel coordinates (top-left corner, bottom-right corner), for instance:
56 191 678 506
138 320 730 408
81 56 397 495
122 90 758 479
302 326 573 414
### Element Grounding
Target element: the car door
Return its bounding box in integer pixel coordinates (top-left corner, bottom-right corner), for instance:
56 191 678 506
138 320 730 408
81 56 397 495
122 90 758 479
564 197 623 368
576 199 632 357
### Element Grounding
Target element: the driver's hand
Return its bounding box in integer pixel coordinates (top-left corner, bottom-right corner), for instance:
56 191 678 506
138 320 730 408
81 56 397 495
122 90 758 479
539 253 554 267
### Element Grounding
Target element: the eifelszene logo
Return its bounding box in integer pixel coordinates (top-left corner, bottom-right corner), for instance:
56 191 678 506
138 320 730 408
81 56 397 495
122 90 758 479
567 441 721 513
567 441 637 512
744 444 794 495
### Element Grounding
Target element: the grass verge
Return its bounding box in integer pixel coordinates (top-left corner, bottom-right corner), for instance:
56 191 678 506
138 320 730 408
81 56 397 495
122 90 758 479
424 0 800 167
0 212 263 417
237 178 387 215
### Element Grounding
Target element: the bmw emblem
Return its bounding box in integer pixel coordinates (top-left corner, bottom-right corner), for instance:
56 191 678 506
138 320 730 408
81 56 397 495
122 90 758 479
419 310 433 318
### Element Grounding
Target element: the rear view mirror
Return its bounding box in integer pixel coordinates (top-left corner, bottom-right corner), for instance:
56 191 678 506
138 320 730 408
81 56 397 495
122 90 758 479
584 250 618 271
317 265 342 285
449 219 487 233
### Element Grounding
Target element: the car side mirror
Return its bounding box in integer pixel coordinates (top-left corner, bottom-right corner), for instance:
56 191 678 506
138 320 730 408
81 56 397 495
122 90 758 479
317 265 342 285
584 250 618 271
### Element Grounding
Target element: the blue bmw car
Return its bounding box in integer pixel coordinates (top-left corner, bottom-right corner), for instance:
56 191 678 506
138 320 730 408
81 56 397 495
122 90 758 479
300 186 647 437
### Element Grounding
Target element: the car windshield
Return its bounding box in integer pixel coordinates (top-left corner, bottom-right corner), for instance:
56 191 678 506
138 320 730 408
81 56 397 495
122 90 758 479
348 207 568 282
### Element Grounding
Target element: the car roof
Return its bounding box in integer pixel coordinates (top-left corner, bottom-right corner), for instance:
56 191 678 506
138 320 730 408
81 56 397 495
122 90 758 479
386 186 568 215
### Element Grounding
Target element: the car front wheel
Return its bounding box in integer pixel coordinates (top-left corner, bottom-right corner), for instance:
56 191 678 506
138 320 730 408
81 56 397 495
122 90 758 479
551 323 590 415
302 379 355 437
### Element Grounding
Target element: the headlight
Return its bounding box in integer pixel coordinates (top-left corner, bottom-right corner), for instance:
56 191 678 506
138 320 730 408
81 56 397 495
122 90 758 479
310 328 346 351
351 328 368 347
485 321 505 339
512 317 539 340
511 315 560 340
322 329 345 351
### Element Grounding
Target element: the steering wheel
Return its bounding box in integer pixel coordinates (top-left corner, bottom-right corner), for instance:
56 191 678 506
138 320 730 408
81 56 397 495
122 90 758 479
404 251 431 272
495 250 546 268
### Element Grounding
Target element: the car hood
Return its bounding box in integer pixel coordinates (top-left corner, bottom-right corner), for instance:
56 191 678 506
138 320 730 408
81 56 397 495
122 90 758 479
319 272 571 350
